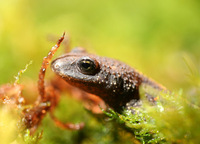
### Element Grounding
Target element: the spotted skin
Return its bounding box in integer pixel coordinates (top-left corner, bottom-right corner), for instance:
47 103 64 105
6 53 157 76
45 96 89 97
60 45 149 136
51 48 166 112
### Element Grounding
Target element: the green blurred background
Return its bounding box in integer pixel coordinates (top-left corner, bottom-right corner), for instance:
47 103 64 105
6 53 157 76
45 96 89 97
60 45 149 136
1 0 200 143
0 0 200 89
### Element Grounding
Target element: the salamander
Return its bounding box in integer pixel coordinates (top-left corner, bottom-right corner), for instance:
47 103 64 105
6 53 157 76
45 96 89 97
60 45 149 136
51 47 166 112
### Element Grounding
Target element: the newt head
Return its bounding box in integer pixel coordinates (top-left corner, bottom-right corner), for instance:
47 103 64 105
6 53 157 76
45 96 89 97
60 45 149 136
51 47 141 111
51 47 102 85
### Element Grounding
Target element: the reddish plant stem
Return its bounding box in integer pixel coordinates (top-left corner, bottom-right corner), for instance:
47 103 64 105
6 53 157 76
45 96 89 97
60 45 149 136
38 32 65 101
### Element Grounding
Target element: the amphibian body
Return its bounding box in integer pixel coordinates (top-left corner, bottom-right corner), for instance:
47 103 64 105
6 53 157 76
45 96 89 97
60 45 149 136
51 47 166 112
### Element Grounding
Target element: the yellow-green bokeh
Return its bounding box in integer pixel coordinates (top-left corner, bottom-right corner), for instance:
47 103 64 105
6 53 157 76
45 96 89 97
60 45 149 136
1 0 200 89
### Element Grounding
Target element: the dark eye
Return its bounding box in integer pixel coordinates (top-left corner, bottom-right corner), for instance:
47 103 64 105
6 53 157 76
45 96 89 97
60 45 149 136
77 57 99 75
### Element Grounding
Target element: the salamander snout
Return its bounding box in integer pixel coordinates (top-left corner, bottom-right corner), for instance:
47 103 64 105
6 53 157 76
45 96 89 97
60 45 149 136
51 54 102 82
51 58 66 77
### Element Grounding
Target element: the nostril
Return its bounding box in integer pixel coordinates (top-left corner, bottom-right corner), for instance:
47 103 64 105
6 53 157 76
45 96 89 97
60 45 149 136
54 64 60 69
51 59 60 71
